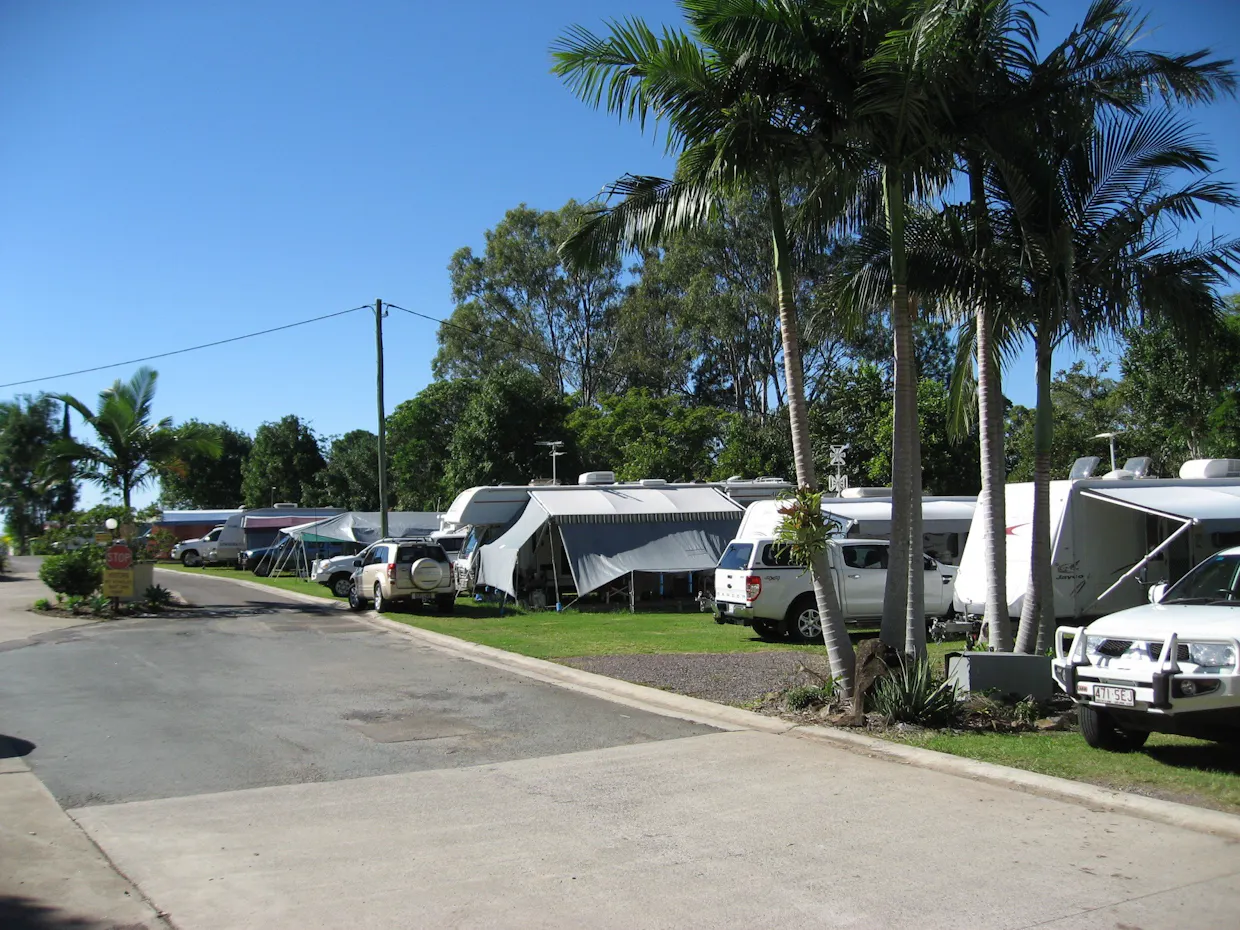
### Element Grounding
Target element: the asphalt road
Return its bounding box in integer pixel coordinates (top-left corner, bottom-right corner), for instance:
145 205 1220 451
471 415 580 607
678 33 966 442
0 561 714 807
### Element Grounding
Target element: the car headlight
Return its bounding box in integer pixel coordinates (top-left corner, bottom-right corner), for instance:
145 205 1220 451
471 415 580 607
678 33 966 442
1187 643 1236 669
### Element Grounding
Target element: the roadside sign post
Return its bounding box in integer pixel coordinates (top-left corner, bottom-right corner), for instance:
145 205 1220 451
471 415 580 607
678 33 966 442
104 543 134 606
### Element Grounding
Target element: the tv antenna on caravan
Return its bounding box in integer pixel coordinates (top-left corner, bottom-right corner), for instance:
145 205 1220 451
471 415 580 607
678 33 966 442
1093 431 1122 472
536 440 566 485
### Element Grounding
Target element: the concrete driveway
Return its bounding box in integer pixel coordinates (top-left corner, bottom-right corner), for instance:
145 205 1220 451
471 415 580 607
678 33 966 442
2 558 1239 929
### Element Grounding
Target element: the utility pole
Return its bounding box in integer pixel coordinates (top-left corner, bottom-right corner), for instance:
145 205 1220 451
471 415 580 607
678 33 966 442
376 299 389 538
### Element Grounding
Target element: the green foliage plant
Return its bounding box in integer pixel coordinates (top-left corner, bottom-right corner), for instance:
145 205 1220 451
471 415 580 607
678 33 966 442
872 658 959 728
33 597 52 611
90 594 112 616
39 547 103 597
785 681 836 712
63 594 88 613
144 584 174 608
772 488 840 569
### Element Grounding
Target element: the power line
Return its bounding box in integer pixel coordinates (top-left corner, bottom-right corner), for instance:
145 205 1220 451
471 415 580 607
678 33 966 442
0 305 372 390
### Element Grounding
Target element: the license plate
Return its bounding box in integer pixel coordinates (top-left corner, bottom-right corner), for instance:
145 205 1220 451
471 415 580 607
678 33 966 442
1094 686 1135 707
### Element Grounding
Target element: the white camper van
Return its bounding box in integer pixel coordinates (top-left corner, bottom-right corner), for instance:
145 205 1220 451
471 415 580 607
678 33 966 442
735 493 977 565
953 459 1240 623
204 505 344 566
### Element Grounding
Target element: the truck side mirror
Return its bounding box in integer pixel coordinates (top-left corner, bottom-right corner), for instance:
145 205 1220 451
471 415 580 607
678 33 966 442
1148 582 1168 604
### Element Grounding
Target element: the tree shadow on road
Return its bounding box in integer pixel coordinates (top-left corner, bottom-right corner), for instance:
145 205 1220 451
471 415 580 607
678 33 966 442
0 735 35 758
0 895 154 930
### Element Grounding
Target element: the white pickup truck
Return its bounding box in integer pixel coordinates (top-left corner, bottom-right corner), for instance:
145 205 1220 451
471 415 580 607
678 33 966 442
713 537 959 641
1052 547 1240 749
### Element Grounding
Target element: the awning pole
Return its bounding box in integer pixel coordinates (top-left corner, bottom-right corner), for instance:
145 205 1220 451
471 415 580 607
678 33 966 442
630 571 635 613
1085 518 1193 611
549 520 561 610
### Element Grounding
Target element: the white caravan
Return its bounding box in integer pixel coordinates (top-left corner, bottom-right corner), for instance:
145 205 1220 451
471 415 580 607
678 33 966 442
204 505 344 566
443 473 792 593
735 493 977 565
953 459 1240 622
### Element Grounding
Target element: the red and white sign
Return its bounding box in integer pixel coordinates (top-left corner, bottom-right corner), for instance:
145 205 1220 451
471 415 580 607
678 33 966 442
105 544 132 571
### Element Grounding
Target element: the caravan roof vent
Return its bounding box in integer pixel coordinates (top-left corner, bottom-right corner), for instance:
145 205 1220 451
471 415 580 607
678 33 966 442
272 502 299 509
639 478 668 487
579 470 616 486
755 476 789 484
1069 456 1101 479
1179 459 1240 479
1102 469 1137 480
841 487 892 499
1122 456 1153 478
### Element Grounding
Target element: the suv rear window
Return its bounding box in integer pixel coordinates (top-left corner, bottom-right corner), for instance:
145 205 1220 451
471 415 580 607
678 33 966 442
396 543 448 564
761 544 800 568
717 543 753 571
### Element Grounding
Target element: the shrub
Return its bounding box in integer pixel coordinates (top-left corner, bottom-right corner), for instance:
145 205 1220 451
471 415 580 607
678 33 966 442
39 548 104 597
63 594 89 613
872 659 959 728
144 584 174 608
90 594 112 616
33 598 52 611
785 682 836 711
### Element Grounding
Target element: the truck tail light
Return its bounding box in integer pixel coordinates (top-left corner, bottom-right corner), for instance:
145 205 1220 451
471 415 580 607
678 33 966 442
745 575 761 600
387 562 396 582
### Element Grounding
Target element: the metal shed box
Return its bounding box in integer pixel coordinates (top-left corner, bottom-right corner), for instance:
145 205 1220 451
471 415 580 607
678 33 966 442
945 652 1055 700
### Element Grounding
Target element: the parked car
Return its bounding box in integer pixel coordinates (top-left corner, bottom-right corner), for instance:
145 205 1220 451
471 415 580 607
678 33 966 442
346 538 456 613
712 537 958 641
1052 547 1240 749
313 538 423 597
171 526 224 567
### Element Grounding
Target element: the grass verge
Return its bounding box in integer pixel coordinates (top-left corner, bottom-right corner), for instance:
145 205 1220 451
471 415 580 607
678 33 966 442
158 563 334 600
885 729 1240 814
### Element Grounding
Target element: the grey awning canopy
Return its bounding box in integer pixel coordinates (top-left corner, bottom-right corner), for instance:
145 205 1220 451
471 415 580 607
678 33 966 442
475 487 743 598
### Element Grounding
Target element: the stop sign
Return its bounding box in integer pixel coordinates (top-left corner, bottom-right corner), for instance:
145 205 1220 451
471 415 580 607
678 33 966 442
105 544 132 571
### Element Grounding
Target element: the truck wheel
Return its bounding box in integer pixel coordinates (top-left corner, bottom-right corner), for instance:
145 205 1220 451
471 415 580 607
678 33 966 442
1079 705 1150 752
436 594 456 614
331 574 353 597
181 551 202 568
785 596 821 643
751 619 782 640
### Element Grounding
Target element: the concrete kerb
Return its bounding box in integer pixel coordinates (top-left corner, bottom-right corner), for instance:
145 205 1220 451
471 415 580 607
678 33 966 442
160 568 1240 841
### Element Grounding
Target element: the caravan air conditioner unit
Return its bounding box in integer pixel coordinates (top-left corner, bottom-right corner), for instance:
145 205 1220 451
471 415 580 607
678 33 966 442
841 487 892 498
639 478 668 487
272 502 299 509
1179 459 1240 479
579 471 617 486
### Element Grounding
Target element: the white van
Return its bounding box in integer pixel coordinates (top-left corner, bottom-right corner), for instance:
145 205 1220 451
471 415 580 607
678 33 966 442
205 506 343 566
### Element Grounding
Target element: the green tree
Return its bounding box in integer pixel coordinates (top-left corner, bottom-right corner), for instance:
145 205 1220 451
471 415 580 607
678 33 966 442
1119 306 1240 474
157 421 252 509
387 379 474 511
445 367 572 494
715 412 793 483
568 389 732 482
304 430 384 511
554 3 858 692
435 201 625 406
54 367 219 512
0 395 67 552
240 415 326 509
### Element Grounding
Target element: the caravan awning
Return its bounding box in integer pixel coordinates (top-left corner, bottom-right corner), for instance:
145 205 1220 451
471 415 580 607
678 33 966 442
475 487 744 598
1080 485 1240 523
280 511 442 544
529 486 742 523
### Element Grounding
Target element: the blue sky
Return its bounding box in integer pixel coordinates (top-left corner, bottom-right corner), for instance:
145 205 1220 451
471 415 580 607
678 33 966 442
2 0 1238 510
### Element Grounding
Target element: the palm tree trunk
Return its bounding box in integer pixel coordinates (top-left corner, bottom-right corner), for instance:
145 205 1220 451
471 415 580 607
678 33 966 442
905 387 926 659
1016 331 1054 654
969 160 1011 652
768 178 855 696
881 166 921 654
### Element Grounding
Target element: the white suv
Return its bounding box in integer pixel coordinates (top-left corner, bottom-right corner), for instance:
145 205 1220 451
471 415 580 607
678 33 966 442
1053 547 1240 749
713 537 958 641
346 538 456 614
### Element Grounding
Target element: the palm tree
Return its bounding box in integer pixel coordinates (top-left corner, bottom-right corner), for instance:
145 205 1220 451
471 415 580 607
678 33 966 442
53 367 220 513
988 105 1240 652
552 11 858 693
0 395 64 552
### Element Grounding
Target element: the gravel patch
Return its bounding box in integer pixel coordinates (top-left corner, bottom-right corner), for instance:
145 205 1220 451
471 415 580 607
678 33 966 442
559 652 833 707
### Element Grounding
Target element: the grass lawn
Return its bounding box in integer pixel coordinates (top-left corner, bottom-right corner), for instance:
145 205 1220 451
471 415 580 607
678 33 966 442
887 729 1240 814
